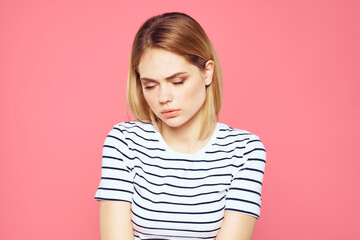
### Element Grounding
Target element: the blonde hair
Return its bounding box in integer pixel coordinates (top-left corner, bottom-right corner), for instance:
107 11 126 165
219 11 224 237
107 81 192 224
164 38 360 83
127 12 223 139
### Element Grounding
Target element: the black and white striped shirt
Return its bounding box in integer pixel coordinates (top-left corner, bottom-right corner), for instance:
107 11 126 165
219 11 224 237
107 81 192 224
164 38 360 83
95 121 266 239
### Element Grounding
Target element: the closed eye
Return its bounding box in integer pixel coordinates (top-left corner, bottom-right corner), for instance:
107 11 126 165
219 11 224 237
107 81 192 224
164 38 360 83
141 81 157 90
173 81 184 85
144 85 155 89
172 77 186 85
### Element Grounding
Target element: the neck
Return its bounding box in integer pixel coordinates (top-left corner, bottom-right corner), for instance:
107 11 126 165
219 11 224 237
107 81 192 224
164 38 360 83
158 112 216 154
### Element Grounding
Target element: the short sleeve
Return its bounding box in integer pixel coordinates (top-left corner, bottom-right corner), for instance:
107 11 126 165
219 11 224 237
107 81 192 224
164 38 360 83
225 134 266 218
94 124 134 203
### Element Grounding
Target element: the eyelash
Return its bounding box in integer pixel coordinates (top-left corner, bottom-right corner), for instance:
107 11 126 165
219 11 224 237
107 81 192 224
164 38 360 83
144 86 155 89
173 81 184 85
143 79 185 90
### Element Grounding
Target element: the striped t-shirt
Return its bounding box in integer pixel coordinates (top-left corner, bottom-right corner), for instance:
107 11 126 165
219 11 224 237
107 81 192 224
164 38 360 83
95 121 266 239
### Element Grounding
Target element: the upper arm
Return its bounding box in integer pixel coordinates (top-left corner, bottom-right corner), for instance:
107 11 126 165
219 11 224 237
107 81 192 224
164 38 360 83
95 125 135 239
216 134 266 239
215 210 257 240
99 200 134 240
226 134 266 218
95 125 134 202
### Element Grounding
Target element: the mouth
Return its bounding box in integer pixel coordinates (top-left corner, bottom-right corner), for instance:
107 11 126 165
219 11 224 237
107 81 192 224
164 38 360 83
161 109 180 118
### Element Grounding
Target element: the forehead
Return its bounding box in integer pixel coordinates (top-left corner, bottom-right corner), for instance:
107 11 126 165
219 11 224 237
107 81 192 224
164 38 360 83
138 48 196 78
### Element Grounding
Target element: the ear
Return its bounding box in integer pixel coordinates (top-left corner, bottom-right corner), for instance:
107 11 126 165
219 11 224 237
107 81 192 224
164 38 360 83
203 60 215 86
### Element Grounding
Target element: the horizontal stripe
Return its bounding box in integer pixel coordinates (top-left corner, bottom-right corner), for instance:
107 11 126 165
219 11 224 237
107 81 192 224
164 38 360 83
247 139 262 144
133 160 243 173
133 199 225 215
125 137 166 151
123 124 156 133
97 187 133 194
105 135 128 147
226 198 261 208
247 157 266 163
219 127 234 132
243 148 266 156
233 177 263 185
95 121 266 239
212 138 250 147
119 128 159 142
132 221 220 234
101 166 129 172
242 167 265 174
132 147 244 163
100 177 132 184
134 187 227 206
228 187 261 196
134 181 229 197
132 210 224 225
134 165 234 180
134 229 217 240
224 208 259 218
205 146 245 154
216 132 252 140
94 197 132 203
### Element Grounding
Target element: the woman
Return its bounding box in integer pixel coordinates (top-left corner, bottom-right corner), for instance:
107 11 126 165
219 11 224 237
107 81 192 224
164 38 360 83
95 12 266 240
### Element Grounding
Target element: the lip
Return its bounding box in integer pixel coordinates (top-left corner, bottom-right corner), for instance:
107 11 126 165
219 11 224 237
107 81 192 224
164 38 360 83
161 109 180 118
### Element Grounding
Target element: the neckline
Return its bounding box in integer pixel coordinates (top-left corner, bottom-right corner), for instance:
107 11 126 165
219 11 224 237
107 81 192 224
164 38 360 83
150 123 220 157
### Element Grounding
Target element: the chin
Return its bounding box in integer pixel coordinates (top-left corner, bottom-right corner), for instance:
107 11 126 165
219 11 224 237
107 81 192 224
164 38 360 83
161 118 186 129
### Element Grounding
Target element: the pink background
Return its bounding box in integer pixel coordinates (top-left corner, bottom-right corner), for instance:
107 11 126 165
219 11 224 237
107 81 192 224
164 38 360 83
1 0 359 239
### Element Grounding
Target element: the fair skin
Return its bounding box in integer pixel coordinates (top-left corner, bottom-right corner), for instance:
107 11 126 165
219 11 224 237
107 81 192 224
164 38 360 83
99 48 257 239
138 48 213 153
99 201 133 240
215 211 257 240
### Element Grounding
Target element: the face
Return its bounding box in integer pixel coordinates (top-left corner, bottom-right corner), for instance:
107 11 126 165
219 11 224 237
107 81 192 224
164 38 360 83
137 48 213 130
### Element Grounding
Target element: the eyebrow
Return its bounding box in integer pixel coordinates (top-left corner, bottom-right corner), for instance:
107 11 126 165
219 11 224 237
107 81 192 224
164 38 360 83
140 72 187 82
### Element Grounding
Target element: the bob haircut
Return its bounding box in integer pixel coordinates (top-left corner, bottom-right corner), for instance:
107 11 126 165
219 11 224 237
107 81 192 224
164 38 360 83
127 12 223 139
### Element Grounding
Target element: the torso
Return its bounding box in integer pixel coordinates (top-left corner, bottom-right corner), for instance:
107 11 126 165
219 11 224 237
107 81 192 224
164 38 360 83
116 121 261 239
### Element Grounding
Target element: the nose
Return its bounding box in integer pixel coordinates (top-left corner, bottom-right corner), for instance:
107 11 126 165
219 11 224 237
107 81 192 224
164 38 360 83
158 85 173 104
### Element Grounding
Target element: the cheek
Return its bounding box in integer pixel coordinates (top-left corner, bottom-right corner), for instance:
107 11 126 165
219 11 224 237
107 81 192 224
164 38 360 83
143 92 156 107
183 83 206 104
